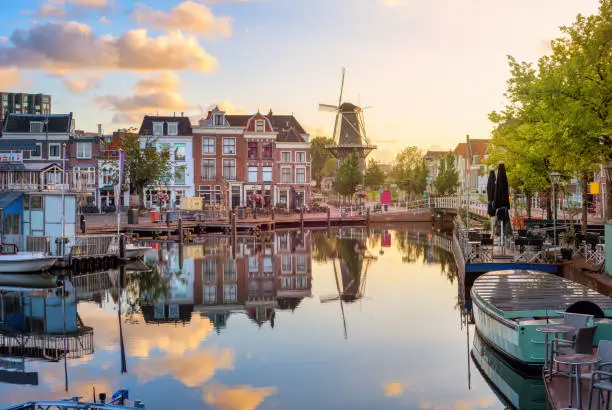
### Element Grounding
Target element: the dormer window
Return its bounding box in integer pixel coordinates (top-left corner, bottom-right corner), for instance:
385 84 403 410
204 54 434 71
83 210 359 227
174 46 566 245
153 122 163 136
30 121 44 133
212 114 224 127
255 120 265 133
167 122 178 136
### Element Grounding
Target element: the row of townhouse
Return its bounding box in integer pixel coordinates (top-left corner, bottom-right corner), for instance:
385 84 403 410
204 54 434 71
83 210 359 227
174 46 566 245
0 107 312 211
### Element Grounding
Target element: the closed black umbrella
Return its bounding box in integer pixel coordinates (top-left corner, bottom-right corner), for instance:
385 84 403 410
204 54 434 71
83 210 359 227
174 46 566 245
494 163 510 220
487 170 496 217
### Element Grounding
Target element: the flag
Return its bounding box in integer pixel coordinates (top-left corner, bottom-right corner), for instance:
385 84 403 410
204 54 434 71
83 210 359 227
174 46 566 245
116 150 125 214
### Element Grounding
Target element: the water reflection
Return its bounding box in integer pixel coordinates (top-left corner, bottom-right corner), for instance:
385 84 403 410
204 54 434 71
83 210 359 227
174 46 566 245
0 228 505 410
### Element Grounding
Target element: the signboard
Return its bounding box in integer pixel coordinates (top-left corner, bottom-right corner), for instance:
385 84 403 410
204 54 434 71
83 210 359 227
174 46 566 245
381 190 391 206
589 182 600 195
180 196 203 211
0 358 24 372
0 153 23 163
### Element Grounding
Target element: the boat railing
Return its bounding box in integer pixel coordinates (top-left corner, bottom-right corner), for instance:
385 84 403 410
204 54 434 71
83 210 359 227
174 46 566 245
3 398 145 409
67 235 120 259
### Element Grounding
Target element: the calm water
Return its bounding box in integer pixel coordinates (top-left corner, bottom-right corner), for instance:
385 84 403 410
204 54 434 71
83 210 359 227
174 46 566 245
0 228 513 410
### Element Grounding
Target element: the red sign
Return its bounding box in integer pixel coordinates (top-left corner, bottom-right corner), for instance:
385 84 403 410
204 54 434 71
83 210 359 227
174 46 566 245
381 231 391 247
381 190 391 205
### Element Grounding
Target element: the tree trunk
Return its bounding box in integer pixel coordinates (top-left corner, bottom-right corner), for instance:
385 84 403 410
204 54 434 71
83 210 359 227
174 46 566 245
581 175 588 234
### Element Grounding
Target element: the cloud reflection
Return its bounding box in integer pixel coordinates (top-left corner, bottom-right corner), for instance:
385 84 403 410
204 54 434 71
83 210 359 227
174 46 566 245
382 381 404 397
203 384 277 410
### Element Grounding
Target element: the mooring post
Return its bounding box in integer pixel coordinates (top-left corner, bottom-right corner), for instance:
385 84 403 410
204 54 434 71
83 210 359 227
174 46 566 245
178 218 184 243
271 208 275 221
232 209 237 256
327 207 331 229
367 207 370 229
119 234 126 260
300 208 304 229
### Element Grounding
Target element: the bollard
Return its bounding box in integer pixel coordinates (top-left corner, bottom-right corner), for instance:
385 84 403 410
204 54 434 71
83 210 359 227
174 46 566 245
367 208 370 229
178 218 184 243
271 208 275 221
300 208 304 230
327 207 331 229
119 234 126 260
231 211 237 256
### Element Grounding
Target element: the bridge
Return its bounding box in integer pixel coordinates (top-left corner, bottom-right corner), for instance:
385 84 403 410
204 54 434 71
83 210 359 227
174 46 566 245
401 196 489 219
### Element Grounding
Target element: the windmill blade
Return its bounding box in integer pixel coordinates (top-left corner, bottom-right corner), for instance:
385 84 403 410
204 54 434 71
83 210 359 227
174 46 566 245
332 68 346 143
319 104 338 112
338 67 346 108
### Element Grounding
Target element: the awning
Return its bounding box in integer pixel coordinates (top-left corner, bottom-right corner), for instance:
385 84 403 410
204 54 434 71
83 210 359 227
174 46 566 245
0 139 37 151
100 185 114 191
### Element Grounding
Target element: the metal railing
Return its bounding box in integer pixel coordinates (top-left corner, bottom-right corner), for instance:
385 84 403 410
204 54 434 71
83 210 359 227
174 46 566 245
0 328 94 360
68 235 119 258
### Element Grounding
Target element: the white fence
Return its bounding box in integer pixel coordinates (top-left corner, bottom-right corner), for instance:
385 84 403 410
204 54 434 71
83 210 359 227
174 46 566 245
403 196 489 217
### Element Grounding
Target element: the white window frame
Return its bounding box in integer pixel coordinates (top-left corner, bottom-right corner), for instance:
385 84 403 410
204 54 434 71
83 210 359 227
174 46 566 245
281 276 292 289
152 122 163 136
201 158 216 180
223 284 237 303
30 143 42 159
204 285 217 303
247 166 258 183
281 151 291 163
296 276 308 289
174 166 186 185
296 254 307 273
295 151 306 163
202 137 215 154
174 143 186 161
223 159 236 180
76 142 92 159
281 254 292 273
48 143 61 160
29 121 44 133
295 167 306 184
167 122 178 136
222 137 236 155
262 166 272 183
281 166 292 184
248 256 259 273
255 119 265 132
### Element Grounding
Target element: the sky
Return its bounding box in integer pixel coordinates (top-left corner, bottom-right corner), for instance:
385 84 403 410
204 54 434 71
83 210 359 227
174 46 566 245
0 0 602 162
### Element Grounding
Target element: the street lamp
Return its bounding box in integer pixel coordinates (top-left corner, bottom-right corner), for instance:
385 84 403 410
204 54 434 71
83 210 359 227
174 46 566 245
550 171 561 261
604 163 612 220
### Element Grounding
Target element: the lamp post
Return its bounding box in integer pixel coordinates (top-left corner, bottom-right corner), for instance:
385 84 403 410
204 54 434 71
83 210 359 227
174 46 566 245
604 163 612 221
550 172 561 261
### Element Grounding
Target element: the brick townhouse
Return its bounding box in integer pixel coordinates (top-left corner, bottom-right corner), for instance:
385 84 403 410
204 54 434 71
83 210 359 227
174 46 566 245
193 107 311 209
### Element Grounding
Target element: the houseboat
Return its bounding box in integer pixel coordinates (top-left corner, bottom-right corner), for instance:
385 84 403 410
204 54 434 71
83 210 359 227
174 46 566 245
471 269 612 368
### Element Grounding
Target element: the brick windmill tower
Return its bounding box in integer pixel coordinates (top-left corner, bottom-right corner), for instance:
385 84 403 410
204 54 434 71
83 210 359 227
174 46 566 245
319 68 377 170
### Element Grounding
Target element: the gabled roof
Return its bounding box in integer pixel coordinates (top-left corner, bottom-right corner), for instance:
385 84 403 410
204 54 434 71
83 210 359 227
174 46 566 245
3 114 72 133
0 139 37 150
468 139 490 156
0 192 23 209
424 150 448 160
454 142 467 157
222 113 308 143
139 116 192 136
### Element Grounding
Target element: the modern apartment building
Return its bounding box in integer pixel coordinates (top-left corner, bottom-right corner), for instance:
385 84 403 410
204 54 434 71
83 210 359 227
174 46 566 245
0 92 51 121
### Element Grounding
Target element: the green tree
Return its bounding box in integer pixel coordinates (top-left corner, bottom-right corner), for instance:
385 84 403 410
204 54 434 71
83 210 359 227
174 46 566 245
310 136 337 184
391 147 428 198
364 159 386 190
433 152 460 195
333 153 363 201
122 133 173 208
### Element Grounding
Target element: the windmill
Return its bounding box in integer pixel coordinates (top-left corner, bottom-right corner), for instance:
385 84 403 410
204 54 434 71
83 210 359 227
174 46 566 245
319 68 377 169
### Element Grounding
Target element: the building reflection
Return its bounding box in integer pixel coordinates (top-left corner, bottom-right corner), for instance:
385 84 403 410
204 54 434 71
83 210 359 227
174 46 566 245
135 232 313 331
0 276 94 385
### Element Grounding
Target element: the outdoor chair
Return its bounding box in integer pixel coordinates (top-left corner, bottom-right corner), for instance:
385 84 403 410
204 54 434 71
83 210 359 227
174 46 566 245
552 325 598 376
586 340 612 410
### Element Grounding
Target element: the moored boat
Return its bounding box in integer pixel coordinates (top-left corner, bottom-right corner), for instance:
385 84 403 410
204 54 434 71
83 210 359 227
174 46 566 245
124 244 152 260
3 389 145 409
471 270 612 368
0 252 58 273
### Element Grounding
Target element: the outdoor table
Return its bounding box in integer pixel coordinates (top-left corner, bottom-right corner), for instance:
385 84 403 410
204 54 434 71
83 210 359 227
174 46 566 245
536 325 576 378
554 353 599 409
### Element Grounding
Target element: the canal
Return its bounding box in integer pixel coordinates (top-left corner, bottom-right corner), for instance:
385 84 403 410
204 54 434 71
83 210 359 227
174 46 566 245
0 227 512 409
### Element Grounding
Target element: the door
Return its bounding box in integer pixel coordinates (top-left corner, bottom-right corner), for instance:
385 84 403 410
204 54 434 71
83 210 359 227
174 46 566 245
231 186 241 208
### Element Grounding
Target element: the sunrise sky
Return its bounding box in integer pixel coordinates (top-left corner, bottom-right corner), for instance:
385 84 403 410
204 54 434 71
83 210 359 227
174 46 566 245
0 0 601 162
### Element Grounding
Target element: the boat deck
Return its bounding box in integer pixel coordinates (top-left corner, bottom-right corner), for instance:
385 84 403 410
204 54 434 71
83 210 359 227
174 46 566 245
472 270 612 318
545 371 607 410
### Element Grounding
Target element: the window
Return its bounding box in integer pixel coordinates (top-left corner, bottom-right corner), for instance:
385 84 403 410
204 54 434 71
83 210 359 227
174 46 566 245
296 255 307 273
262 142 273 159
295 151 306 162
199 185 221 204
174 143 186 161
249 256 259 273
281 254 292 272
4 214 20 235
102 167 114 186
74 167 96 187
204 285 217 303
159 143 171 156
281 152 291 162
279 190 288 205
223 138 236 155
247 142 258 159
212 114 225 126
296 167 306 184
30 195 43 210
263 256 273 272
175 166 186 185
248 166 258 183
48 143 61 159
279 234 288 251
167 122 178 136
281 167 291 183
154 304 165 319
296 276 308 289
76 142 92 159
153 122 163 136
203 259 217 282
255 119 265 132
202 137 215 154
223 284 237 303
31 143 42 159
202 159 216 180
223 159 236 180
262 166 272 182
223 260 237 282
29 121 44 133
281 277 292 289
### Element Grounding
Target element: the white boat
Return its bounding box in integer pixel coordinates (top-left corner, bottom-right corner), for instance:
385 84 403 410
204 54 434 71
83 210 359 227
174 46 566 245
125 244 152 260
0 252 58 273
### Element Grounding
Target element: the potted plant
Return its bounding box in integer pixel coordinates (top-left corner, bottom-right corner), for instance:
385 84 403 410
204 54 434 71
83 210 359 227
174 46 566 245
559 230 575 260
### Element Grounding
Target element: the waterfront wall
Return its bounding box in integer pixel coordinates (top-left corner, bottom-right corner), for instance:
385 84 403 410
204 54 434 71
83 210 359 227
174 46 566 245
606 222 612 276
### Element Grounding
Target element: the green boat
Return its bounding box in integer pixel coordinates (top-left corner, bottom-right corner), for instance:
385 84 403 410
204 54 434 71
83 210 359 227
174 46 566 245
472 330 546 410
471 270 612 368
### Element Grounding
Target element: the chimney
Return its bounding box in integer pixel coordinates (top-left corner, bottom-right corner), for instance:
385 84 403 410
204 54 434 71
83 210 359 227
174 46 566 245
181 112 184 117
268 108 273 117
173 112 176 117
